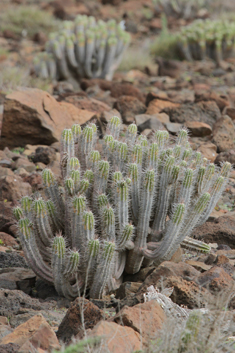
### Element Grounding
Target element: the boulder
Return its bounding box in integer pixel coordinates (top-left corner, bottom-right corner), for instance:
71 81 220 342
185 121 212 137
212 115 235 152
191 213 235 248
89 321 141 353
56 297 103 344
164 101 221 127
113 301 166 344
0 314 60 352
0 89 95 149
113 96 146 124
214 150 235 165
0 175 32 202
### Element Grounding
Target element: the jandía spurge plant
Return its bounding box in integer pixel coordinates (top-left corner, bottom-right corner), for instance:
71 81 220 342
33 15 130 81
14 117 231 299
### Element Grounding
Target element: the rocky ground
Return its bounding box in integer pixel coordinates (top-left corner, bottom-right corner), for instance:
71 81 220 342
1 0 235 352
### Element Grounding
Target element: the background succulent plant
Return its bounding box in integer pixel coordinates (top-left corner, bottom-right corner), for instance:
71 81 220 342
33 15 130 81
14 118 231 300
153 0 212 20
178 19 235 63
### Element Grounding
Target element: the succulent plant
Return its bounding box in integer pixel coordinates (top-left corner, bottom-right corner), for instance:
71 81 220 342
14 118 231 299
153 0 212 20
33 15 130 81
178 19 235 63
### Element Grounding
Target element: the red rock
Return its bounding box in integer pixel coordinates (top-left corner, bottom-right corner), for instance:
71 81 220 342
163 101 220 127
110 83 145 102
113 301 166 344
214 150 235 165
223 107 235 121
89 321 141 353
56 298 103 344
196 266 233 293
62 94 110 114
113 96 146 124
191 213 235 248
0 232 17 247
185 121 212 137
212 115 235 152
1 314 60 351
146 99 179 115
0 175 32 202
164 276 212 309
197 142 218 162
0 89 94 150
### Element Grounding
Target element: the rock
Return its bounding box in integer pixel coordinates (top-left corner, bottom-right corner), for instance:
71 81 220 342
0 268 36 294
124 267 155 284
223 107 235 121
30 147 56 165
0 252 27 269
167 89 195 104
191 214 235 248
195 91 229 112
0 289 53 317
113 301 166 344
110 83 144 102
197 142 218 162
34 279 58 300
14 168 29 178
115 282 142 300
196 266 234 293
0 325 13 341
0 88 94 149
165 122 183 134
113 96 146 124
56 298 103 344
0 233 17 247
0 167 14 177
156 58 184 78
11 157 36 173
146 99 179 115
22 173 43 192
185 260 212 272
62 94 110 114
136 261 200 299
0 175 32 202
80 78 112 92
214 150 235 165
1 314 60 352
0 202 17 236
100 109 122 125
185 121 212 137
89 321 141 353
212 115 235 152
164 101 221 127
0 343 19 353
135 114 165 132
163 276 212 309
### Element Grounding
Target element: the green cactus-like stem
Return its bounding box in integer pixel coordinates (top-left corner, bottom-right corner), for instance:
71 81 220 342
181 237 211 253
114 180 129 237
143 203 185 264
18 218 53 283
108 116 121 139
42 169 65 221
128 163 140 223
33 198 54 247
102 205 115 241
83 211 95 241
52 235 82 299
61 129 74 160
126 123 137 147
126 169 155 274
71 195 86 250
152 155 175 234
89 241 115 298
